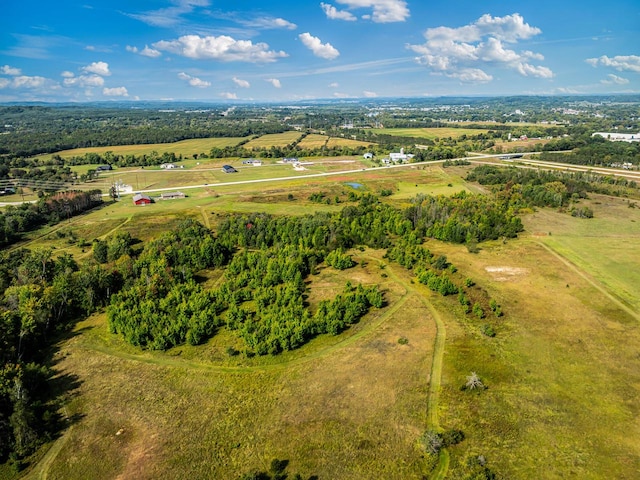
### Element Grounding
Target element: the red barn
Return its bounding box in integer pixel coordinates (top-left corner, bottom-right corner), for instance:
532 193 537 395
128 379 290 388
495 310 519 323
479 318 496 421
132 193 152 205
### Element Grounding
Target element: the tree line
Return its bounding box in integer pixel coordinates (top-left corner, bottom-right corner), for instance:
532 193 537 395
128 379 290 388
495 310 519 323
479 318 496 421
0 190 103 248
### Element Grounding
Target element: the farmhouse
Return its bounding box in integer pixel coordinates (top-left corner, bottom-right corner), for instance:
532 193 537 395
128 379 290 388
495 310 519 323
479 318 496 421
282 157 298 163
132 193 152 205
160 163 177 169
363 152 374 159
222 165 237 173
160 191 186 200
385 148 414 164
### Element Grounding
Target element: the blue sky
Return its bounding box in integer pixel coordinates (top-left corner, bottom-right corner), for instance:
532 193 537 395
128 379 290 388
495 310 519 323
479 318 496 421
1 0 639 102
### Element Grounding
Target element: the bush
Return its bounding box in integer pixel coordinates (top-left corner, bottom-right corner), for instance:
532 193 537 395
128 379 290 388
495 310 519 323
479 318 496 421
472 303 485 319
325 248 355 270
481 324 496 337
442 429 465 447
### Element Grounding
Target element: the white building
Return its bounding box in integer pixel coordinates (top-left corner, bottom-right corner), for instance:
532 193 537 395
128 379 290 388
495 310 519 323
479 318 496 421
592 132 640 143
387 148 414 163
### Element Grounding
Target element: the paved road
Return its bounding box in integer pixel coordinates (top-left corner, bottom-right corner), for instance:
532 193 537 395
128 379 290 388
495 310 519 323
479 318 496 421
2 151 638 206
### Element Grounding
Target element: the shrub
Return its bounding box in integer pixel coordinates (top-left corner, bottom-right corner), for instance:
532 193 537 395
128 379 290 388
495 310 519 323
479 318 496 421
472 303 485 319
481 324 496 337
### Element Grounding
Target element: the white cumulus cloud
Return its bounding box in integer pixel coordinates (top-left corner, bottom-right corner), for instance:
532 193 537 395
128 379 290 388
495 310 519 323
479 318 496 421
103 87 129 96
81 61 111 76
321 3 357 21
63 74 105 87
299 33 340 60
362 90 378 97
126 45 162 58
177 72 211 88
1 65 22 75
233 76 250 88
266 78 281 88
221 92 238 99
586 55 640 73
407 13 552 83
153 35 288 63
12 76 48 88
332 0 409 23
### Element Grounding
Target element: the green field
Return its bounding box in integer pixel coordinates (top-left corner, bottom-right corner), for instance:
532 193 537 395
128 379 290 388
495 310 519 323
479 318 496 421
37 137 250 160
243 131 303 149
370 127 489 140
6 167 640 479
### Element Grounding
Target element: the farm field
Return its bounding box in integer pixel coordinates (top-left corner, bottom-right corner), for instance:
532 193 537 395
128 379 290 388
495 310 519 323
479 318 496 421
36 137 250 160
243 131 303 149
5 166 640 480
370 127 489 140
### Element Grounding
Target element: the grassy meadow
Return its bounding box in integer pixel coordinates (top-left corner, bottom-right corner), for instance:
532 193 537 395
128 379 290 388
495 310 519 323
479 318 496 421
5 166 640 479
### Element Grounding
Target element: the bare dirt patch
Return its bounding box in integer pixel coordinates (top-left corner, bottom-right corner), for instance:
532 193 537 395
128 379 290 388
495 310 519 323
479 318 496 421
484 266 530 281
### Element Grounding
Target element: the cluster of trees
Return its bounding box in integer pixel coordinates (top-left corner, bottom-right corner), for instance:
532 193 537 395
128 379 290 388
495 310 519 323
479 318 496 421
0 164 79 192
107 219 383 356
0 247 121 467
466 165 638 210
539 132 640 165
0 190 103 248
406 191 524 243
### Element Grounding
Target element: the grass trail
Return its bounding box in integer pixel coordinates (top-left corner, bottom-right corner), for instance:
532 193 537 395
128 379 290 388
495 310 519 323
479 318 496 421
377 259 449 479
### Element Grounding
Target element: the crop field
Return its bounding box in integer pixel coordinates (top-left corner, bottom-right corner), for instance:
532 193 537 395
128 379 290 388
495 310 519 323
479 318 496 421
6 166 640 480
243 131 303 149
325 136 375 148
36 137 250 160
296 133 329 148
370 127 489 140
492 137 550 150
